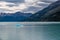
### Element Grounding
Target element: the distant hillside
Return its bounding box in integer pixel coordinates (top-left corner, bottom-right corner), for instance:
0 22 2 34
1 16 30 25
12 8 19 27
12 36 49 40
0 12 32 22
29 0 60 21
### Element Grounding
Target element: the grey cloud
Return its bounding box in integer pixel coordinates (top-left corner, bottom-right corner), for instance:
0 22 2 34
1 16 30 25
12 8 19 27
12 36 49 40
37 2 50 7
23 0 58 13
6 4 18 7
37 4 49 7
0 0 24 3
22 6 45 13
22 0 57 13
40 0 58 3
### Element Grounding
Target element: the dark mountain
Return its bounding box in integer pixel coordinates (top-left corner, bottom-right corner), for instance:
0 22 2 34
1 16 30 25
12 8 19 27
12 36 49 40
29 0 60 21
0 12 32 22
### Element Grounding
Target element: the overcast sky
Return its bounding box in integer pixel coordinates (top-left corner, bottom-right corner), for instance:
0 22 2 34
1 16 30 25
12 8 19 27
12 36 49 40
0 0 58 13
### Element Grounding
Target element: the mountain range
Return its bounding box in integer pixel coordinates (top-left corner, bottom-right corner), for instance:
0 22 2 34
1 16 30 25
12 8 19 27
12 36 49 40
0 12 32 22
28 0 60 21
0 0 60 22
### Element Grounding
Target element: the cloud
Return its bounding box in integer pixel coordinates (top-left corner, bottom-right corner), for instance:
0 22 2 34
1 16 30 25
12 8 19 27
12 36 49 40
0 1 27 13
0 0 24 3
22 6 45 14
22 0 51 13
22 0 57 13
25 0 38 4
0 0 58 13
40 0 58 3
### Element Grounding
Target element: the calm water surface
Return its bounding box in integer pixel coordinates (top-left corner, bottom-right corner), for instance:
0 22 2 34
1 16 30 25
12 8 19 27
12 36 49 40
0 22 60 40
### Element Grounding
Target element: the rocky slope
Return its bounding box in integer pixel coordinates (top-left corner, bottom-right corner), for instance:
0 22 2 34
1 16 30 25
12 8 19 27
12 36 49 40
30 0 60 21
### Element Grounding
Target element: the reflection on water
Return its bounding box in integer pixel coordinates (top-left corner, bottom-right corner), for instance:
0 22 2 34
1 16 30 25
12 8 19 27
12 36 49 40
0 22 60 40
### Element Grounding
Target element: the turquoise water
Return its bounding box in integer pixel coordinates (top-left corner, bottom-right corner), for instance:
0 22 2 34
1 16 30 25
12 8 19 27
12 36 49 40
0 22 60 40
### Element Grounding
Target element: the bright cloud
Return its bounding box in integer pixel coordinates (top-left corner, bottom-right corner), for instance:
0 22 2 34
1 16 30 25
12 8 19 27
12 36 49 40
25 0 38 3
0 1 27 13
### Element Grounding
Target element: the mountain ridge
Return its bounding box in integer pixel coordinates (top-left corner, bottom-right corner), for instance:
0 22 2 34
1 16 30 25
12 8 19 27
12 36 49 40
29 0 60 21
0 12 32 22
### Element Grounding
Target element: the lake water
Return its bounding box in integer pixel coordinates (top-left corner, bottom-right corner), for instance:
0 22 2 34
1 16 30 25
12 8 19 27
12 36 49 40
0 22 60 40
